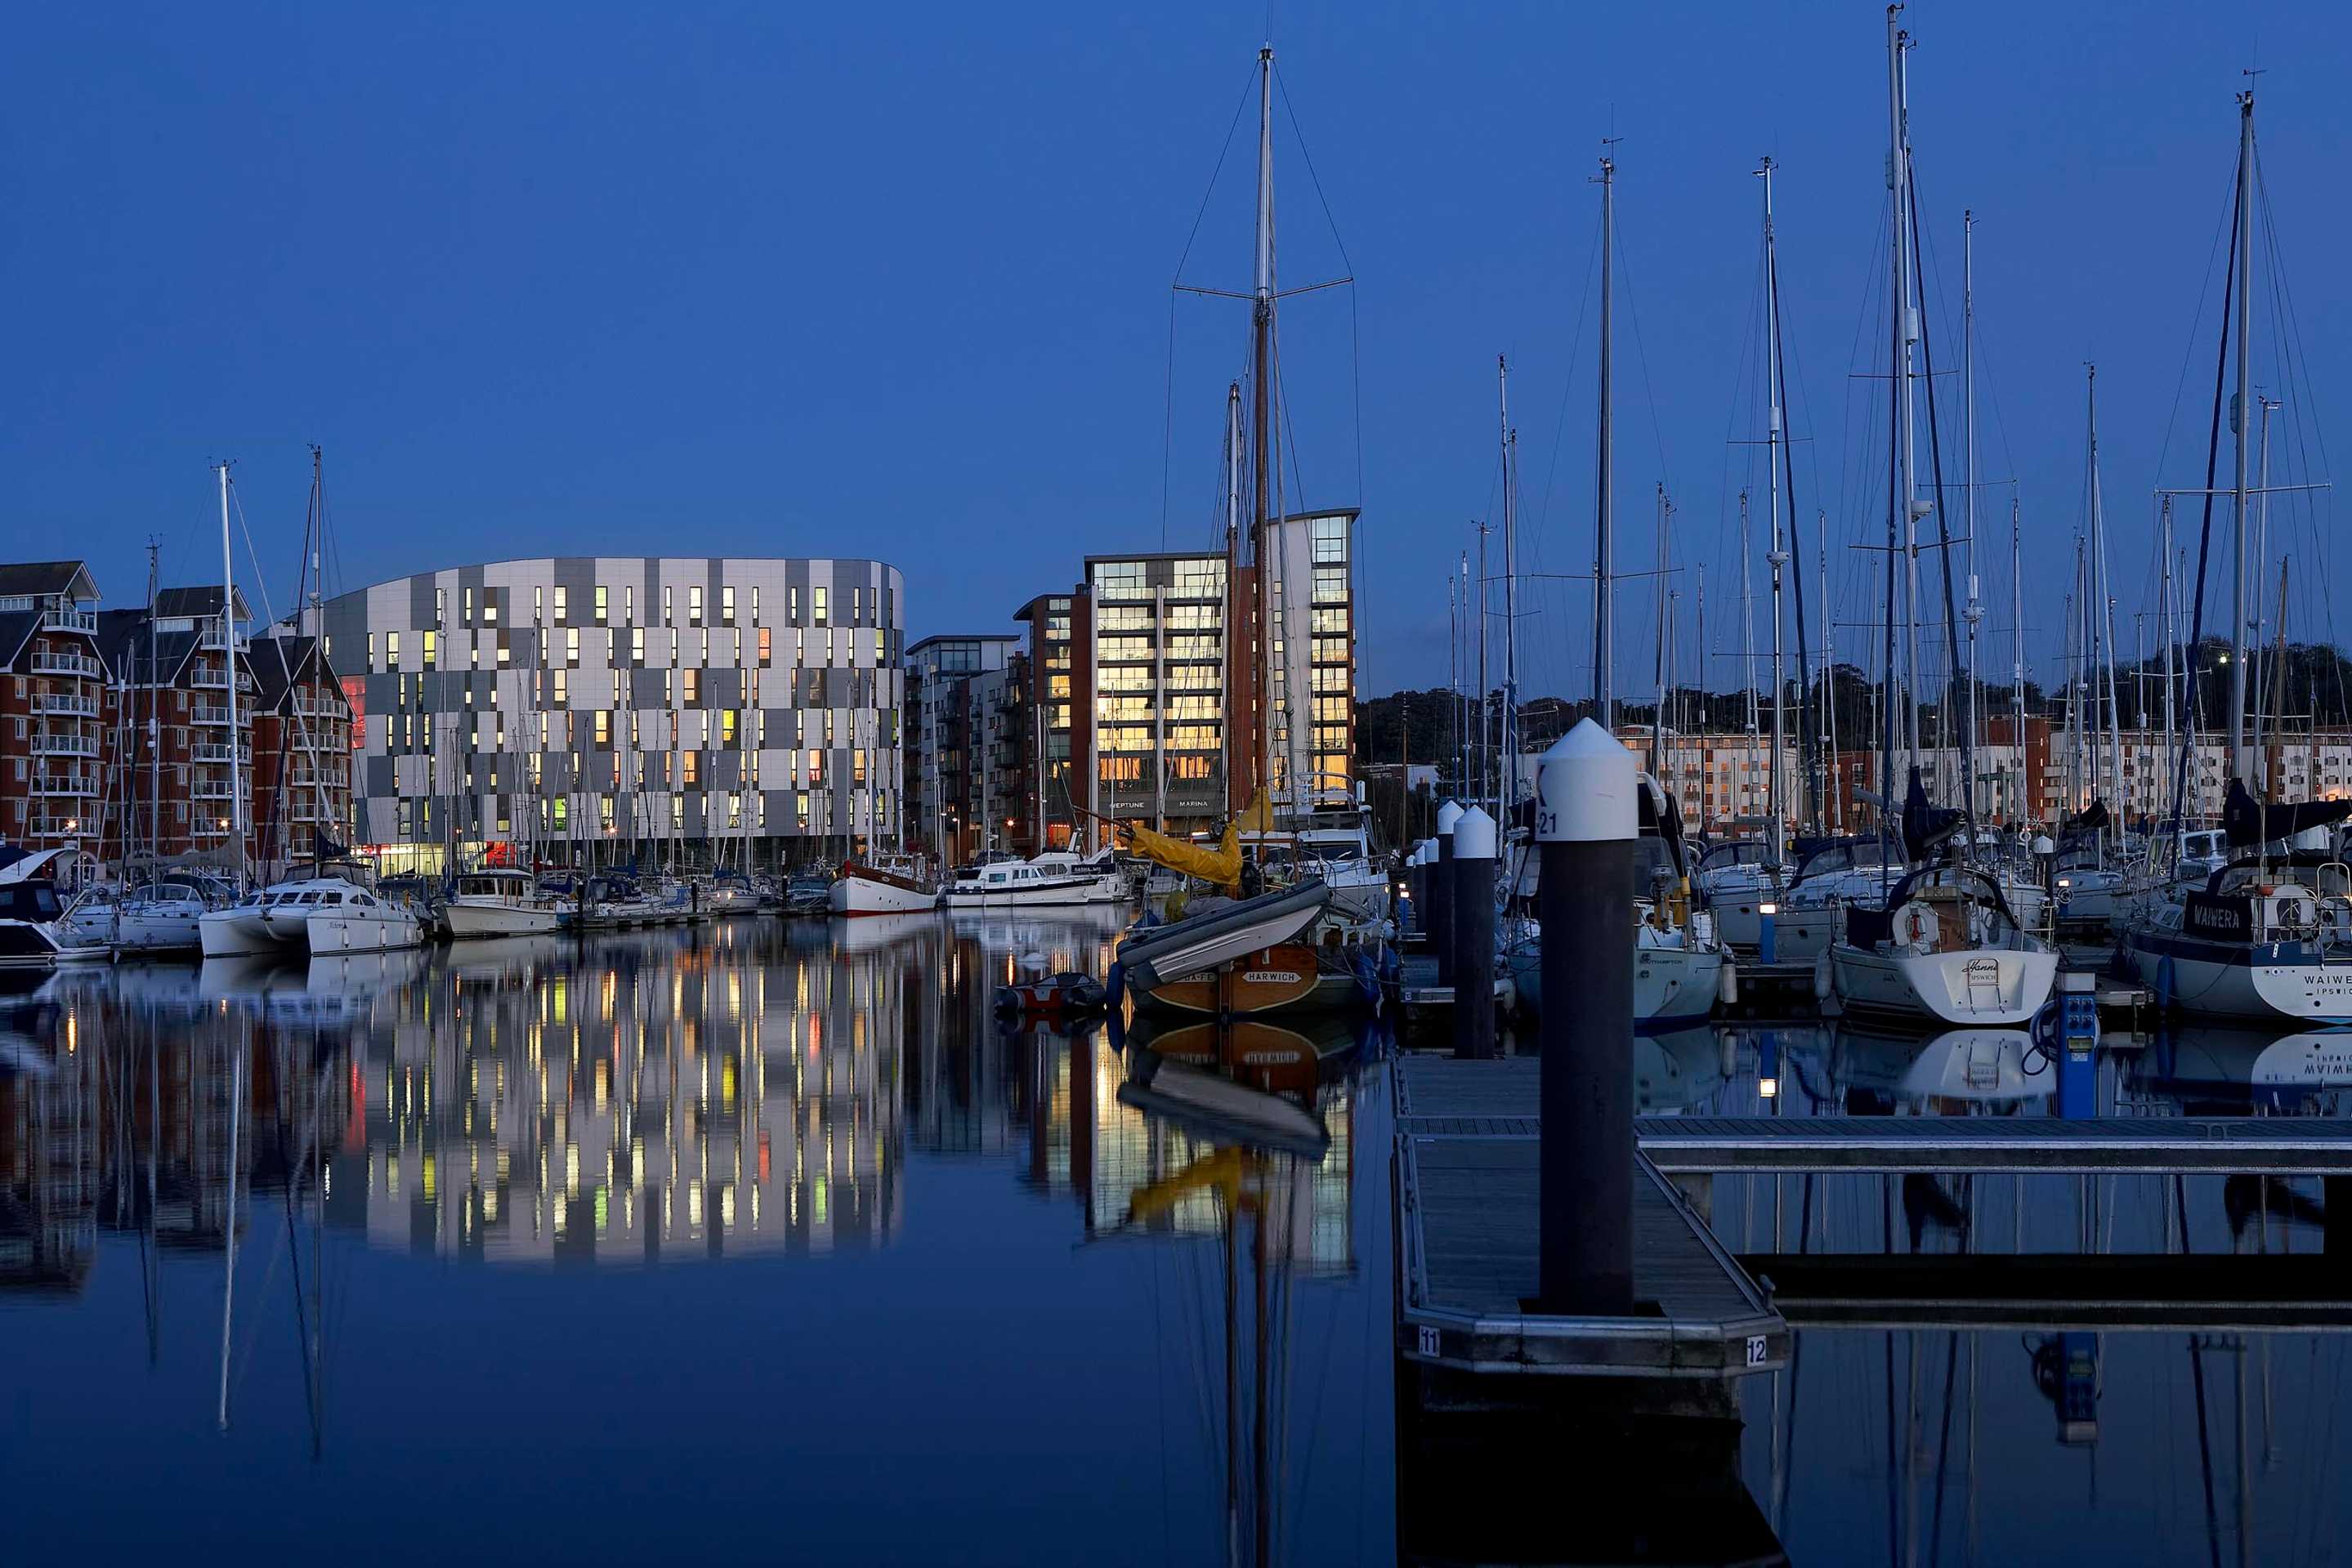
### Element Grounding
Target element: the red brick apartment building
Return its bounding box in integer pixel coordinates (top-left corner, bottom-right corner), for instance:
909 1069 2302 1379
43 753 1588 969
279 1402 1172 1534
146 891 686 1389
1 561 354 876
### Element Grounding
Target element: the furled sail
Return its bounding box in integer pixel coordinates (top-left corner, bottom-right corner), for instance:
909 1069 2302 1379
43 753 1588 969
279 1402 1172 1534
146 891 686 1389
2222 778 2352 848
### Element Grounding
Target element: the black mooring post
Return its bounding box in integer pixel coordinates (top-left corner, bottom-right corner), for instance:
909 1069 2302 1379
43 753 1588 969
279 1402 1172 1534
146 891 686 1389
1433 802 1460 987
1452 806 1497 1059
1537 720 1636 1316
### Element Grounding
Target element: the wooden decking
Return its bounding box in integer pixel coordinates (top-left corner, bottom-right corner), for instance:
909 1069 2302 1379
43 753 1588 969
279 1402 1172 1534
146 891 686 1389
1395 1056 1787 1380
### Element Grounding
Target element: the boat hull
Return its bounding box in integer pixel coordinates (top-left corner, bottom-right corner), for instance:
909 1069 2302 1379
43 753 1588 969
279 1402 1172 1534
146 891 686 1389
939 877 1125 909
199 907 285 958
1830 943 2058 1028
445 900 561 938
1706 896 1837 959
1125 942 1361 1018
2122 932 2352 1023
829 873 937 916
306 908 425 955
1506 940 1725 1025
116 905 206 955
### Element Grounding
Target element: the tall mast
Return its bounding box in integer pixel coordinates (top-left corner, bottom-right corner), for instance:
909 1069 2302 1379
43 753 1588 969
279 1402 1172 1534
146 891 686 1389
217 462 245 883
2227 87 2255 781
1886 6 1921 771
1594 150 1617 729
2159 496 2178 825
1737 489 1757 770
1499 355 1519 813
2249 394 2279 788
2010 491 2025 823
1223 378 1243 808
2088 364 2125 820
1474 519 1491 806
145 538 160 859
1652 483 1670 781
1760 155 1788 864
1961 209 1984 819
1250 43 1278 808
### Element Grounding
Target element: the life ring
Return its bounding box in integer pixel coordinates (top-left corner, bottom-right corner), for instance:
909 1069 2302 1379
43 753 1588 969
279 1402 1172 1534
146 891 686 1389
1894 900 1938 951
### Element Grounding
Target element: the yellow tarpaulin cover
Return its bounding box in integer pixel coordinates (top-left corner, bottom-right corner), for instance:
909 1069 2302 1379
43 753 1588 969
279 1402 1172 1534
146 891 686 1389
1118 790 1268 890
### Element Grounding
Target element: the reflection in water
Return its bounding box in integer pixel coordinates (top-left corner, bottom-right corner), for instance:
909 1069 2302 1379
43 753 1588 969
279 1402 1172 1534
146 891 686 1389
9 937 2352 1560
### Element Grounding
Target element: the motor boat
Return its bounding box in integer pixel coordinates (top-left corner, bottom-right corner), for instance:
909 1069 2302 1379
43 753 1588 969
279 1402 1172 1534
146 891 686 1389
703 871 762 917
0 847 73 970
445 867 562 938
201 874 386 958
828 854 938 915
1829 865 2059 1028
305 883 427 954
785 871 833 915
939 847 1126 909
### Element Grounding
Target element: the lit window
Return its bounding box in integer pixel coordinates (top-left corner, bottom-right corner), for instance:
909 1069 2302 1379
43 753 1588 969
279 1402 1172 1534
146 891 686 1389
690 585 704 626
812 587 829 626
594 585 609 623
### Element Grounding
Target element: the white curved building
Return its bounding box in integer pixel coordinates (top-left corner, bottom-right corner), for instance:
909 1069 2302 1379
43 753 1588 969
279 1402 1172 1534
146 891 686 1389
314 556 904 871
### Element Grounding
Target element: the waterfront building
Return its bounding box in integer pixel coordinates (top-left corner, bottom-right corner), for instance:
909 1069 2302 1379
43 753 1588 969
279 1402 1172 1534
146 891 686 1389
907 511 1360 853
905 632 1026 867
0 561 105 854
312 556 905 873
92 586 261 868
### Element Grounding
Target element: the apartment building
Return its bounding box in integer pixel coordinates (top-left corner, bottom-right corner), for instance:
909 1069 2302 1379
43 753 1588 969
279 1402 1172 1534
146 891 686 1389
314 556 904 872
0 561 105 853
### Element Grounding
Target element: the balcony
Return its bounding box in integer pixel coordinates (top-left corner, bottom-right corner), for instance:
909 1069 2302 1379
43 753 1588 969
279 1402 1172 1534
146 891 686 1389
293 695 343 717
191 780 237 802
29 651 101 678
37 607 97 636
31 692 99 718
192 704 233 726
189 668 256 694
191 742 251 764
286 767 347 789
26 815 90 838
29 771 98 797
30 730 98 757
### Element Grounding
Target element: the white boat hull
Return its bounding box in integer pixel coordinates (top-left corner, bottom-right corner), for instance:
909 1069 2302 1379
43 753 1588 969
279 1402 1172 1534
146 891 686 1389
1831 943 2058 1027
1505 940 1724 1025
306 907 425 955
940 878 1125 909
116 906 206 954
445 900 561 938
200 906 287 958
2122 936 2352 1024
829 875 937 916
1707 896 1838 958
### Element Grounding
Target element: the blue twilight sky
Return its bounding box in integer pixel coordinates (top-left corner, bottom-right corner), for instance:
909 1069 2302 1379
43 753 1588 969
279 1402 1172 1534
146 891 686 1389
4 2 2348 700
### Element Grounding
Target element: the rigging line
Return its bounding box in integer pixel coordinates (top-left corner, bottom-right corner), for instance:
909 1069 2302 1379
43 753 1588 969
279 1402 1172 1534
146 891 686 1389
1606 200 1673 486
229 484 279 631
1160 62 1262 554
1530 205 1603 555
2150 163 2244 512
2165 155 2242 831
1272 64 1354 278
1909 163 1976 845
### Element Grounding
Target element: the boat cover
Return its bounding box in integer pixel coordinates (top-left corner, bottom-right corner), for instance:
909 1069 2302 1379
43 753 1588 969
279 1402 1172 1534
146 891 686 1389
1117 878 1329 989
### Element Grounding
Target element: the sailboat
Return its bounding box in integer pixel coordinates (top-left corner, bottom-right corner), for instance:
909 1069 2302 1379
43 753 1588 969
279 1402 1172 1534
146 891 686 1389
2117 87 2352 1022
1824 14 2057 1030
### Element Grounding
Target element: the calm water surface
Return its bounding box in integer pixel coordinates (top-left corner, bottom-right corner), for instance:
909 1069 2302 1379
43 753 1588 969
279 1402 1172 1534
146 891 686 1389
4 914 2350 1563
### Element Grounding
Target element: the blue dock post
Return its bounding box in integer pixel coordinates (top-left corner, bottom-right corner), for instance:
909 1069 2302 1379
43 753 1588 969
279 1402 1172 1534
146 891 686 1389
1536 721 1636 1315
1452 806 1497 1059
1433 802 1461 988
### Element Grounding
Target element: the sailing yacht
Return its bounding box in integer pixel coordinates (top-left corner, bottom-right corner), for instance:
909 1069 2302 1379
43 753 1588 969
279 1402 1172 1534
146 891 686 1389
1826 20 2059 1030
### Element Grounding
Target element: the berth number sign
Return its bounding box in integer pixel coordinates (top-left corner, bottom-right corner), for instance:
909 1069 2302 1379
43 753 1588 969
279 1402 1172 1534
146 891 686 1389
1415 1326 1441 1357
1746 1336 1768 1367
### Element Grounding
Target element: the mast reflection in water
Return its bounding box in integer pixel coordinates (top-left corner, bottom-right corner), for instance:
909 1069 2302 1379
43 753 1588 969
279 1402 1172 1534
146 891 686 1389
11 923 2352 1561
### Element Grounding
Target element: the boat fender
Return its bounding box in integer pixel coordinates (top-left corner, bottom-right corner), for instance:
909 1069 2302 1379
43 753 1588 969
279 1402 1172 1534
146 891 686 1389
2154 954 2174 1012
1105 962 1126 1012
1812 954 1833 1001
1716 961 1739 1006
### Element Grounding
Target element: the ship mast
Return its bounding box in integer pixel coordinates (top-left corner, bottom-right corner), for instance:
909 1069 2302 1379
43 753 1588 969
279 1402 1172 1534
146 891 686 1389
1760 155 1789 865
1594 149 1616 730
2227 87 2256 784
217 462 245 884
1250 42 1279 811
